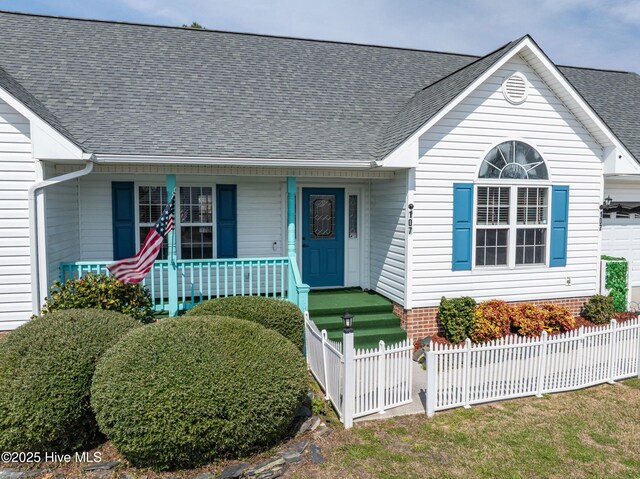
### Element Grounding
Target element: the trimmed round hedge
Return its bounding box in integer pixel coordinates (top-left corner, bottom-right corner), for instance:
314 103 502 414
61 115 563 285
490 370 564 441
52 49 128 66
185 296 304 350
0 309 141 452
91 316 308 470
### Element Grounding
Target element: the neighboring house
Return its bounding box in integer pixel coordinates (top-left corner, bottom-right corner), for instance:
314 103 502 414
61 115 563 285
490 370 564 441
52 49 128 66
0 11 639 336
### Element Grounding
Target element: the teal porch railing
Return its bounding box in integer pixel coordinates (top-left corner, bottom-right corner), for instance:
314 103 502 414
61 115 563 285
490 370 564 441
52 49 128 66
59 257 310 313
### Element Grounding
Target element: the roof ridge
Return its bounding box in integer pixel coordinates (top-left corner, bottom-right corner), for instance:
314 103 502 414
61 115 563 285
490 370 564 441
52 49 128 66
2 11 635 73
0 9 481 58
558 64 637 75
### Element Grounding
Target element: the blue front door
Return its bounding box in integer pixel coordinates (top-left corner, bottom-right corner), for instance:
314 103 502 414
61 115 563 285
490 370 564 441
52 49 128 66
302 188 345 287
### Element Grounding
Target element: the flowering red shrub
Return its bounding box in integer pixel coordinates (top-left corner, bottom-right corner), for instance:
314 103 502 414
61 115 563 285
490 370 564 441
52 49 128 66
613 311 639 322
541 304 575 333
469 300 513 343
512 303 547 337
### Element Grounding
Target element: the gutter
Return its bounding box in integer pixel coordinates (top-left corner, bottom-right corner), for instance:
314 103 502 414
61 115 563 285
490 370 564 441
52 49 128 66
94 153 377 169
28 157 95 315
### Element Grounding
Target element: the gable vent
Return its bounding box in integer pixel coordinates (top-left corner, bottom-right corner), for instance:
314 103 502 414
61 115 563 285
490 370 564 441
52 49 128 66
502 72 529 104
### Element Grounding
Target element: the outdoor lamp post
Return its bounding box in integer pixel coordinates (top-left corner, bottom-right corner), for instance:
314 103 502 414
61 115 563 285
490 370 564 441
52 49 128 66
604 195 613 208
342 311 354 333
341 310 355 428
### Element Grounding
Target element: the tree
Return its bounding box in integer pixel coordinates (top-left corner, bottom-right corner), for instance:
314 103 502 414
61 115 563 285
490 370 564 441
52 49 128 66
182 22 204 29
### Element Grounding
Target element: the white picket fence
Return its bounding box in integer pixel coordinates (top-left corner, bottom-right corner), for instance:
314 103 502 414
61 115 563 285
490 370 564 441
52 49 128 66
304 317 344 417
304 313 413 427
425 318 640 416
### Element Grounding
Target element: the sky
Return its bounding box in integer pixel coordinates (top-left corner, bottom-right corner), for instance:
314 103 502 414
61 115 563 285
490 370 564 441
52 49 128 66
2 0 640 72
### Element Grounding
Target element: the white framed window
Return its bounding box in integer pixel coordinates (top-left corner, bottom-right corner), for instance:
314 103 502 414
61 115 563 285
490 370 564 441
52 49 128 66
475 186 510 266
136 184 214 260
515 187 548 265
475 141 550 268
179 186 213 259
138 185 169 259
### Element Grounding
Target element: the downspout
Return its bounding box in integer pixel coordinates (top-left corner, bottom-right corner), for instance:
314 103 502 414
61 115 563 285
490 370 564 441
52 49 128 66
28 157 95 315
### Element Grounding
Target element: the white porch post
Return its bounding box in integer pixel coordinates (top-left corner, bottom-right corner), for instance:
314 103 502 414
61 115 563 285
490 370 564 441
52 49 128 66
343 322 355 428
166 174 178 316
287 177 296 255
287 176 297 305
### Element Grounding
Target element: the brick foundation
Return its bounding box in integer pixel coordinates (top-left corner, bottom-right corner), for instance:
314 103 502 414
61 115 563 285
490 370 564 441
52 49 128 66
394 297 590 340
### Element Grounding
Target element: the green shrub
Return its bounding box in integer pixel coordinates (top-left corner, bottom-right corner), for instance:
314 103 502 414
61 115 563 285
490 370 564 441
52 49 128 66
91 316 308 470
186 296 304 349
602 256 629 313
469 300 513 343
438 296 476 343
0 309 141 452
582 295 615 325
42 273 154 324
512 303 547 337
541 304 575 333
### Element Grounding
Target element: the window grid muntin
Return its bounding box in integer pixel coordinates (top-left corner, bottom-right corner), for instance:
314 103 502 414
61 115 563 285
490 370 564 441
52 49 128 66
179 186 214 260
475 228 509 266
479 140 548 180
474 185 550 268
180 226 213 260
515 227 547 265
517 187 548 225
138 186 169 260
477 186 510 225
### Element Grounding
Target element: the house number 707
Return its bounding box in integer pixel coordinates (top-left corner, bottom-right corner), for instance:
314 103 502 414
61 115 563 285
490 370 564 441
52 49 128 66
408 203 414 234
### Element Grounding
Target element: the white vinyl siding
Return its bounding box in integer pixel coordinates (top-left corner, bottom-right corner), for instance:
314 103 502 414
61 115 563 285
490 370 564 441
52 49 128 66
75 174 287 262
370 170 407 305
411 55 603 306
0 100 34 329
78 176 112 260
44 165 80 287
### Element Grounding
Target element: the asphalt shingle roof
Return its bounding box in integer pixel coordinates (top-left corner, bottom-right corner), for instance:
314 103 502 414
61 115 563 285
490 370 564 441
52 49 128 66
0 11 638 164
376 38 522 160
559 65 640 164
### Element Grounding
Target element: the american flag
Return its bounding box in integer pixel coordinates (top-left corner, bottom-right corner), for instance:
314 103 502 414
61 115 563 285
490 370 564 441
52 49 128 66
107 193 175 284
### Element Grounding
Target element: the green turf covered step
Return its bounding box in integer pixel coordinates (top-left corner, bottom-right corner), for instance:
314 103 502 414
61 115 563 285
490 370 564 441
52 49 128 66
309 303 393 317
312 312 401 331
308 289 393 317
326 327 407 347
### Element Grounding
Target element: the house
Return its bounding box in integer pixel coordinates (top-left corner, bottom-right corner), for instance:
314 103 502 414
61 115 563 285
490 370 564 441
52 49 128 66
0 11 639 337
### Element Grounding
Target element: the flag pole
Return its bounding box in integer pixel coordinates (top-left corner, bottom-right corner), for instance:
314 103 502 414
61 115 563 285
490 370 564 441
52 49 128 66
166 174 179 316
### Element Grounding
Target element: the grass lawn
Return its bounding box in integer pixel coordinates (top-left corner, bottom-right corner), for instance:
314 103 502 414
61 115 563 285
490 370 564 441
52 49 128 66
289 378 640 479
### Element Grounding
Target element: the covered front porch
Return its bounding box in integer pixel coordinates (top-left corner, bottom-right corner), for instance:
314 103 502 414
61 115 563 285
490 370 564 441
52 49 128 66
47 163 404 315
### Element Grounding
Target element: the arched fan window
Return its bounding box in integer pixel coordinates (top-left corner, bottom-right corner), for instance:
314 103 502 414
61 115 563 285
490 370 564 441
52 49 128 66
479 141 548 180
474 141 550 268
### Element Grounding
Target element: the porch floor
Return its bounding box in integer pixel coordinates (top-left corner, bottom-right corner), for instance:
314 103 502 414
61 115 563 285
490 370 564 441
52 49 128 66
308 288 407 350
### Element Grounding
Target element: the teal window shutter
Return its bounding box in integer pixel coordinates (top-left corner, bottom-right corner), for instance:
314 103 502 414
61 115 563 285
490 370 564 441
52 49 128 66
550 185 569 267
112 182 136 260
452 183 474 271
216 184 237 258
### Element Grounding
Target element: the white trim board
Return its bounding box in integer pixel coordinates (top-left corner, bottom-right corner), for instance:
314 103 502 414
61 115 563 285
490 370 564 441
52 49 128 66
0 85 85 161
